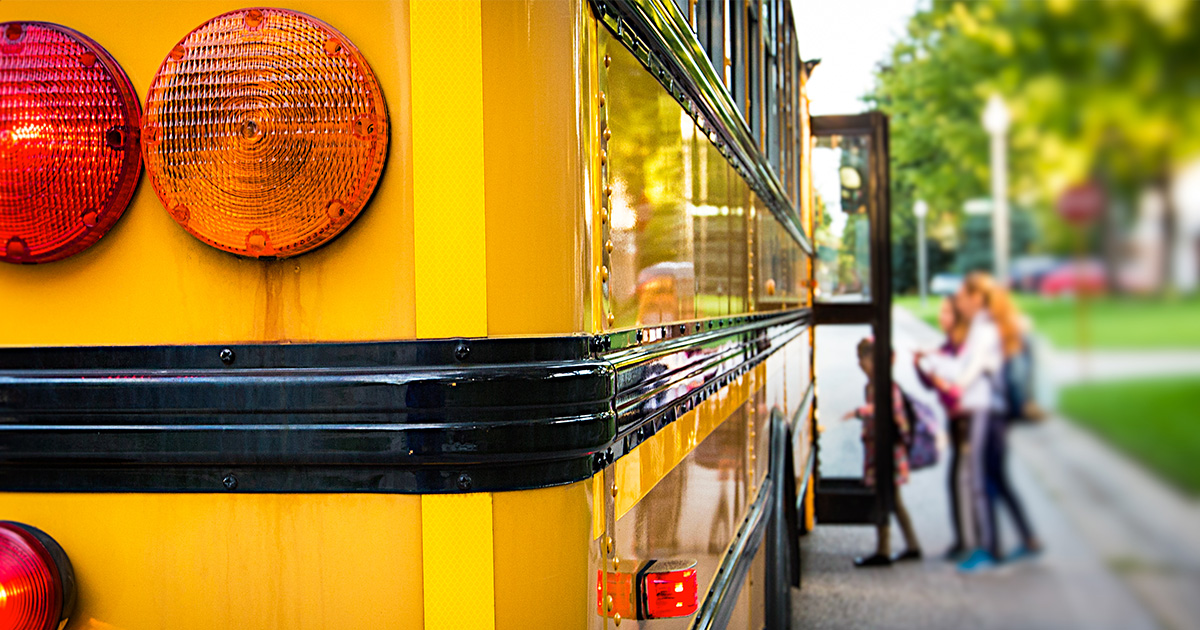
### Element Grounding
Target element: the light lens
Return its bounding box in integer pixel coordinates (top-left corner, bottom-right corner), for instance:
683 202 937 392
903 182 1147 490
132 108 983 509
0 523 66 630
143 8 389 259
0 22 142 264
642 564 698 619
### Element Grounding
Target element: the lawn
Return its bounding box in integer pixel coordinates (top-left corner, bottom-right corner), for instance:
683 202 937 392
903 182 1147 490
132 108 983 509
1059 377 1200 496
894 294 1200 349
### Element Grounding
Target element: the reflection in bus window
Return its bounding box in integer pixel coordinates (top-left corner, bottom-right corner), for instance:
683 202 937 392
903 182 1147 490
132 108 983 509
813 134 871 302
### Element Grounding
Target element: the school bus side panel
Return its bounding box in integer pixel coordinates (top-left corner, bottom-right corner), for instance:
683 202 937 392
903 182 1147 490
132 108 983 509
0 0 423 347
0 493 425 630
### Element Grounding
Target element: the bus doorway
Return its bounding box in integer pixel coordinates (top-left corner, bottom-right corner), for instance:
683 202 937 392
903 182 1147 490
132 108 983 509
810 112 896 527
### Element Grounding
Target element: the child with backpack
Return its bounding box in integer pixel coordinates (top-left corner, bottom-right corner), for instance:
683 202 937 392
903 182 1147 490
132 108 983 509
844 337 922 567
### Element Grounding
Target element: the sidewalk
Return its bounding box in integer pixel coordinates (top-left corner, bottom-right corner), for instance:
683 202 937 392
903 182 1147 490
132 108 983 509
792 307 1200 629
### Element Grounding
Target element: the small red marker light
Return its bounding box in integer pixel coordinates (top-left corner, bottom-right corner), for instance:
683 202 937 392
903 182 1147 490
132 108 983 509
640 560 698 619
597 559 699 621
0 522 75 630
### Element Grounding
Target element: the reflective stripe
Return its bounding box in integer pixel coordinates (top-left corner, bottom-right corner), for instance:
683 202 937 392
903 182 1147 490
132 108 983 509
421 493 495 630
410 0 487 338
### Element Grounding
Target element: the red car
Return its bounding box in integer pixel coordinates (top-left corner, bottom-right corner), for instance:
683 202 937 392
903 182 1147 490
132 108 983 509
1039 261 1107 296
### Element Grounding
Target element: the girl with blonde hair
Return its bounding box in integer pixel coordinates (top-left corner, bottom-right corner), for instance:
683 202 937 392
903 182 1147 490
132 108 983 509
948 272 1041 571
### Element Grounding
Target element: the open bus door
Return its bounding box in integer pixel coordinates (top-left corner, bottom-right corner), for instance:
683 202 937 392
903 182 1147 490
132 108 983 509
809 112 895 526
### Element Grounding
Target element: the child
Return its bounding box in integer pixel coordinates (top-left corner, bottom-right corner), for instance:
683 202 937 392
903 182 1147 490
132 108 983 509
914 297 974 560
844 337 922 567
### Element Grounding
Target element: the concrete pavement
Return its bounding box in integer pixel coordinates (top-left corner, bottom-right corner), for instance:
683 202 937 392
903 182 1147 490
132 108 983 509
791 307 1200 629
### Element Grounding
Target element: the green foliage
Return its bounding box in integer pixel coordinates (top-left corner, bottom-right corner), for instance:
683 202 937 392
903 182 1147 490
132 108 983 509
898 293 1200 349
871 0 1200 264
1061 377 1200 496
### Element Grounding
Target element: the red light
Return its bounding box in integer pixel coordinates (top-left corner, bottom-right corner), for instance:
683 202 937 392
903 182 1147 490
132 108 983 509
0 522 73 630
142 8 389 259
641 562 698 619
0 22 141 264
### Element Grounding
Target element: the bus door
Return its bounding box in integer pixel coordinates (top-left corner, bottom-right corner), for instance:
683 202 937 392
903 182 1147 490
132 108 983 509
809 112 895 526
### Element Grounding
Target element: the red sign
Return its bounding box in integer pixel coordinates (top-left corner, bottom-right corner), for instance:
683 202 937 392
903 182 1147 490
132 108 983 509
1057 182 1105 224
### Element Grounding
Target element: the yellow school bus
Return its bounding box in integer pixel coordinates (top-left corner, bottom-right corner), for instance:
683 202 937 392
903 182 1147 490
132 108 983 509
0 0 870 628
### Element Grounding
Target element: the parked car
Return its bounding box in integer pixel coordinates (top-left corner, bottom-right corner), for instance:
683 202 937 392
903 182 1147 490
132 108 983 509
929 273 963 296
1039 260 1107 296
1010 255 1060 293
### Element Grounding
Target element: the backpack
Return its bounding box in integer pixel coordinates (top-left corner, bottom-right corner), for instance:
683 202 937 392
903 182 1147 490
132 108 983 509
1003 335 1044 423
900 390 939 470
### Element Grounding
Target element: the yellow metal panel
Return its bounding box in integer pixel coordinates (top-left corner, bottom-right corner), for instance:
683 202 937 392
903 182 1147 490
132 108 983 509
481 0 587 335
421 493 495 630
0 0 418 346
614 371 755 519
493 483 590 629
0 492 424 630
409 0 487 338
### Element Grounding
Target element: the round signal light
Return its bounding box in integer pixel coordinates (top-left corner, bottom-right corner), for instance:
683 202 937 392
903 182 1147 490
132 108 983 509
143 8 389 259
0 22 142 264
0 522 75 630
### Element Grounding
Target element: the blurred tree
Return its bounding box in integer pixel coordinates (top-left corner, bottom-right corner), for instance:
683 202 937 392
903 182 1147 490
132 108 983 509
869 0 1200 291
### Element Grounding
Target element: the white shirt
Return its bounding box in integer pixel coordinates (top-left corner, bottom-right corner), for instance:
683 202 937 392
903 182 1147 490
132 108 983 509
954 311 1005 412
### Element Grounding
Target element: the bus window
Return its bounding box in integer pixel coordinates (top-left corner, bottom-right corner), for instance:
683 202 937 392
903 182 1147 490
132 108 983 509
696 0 725 80
747 0 761 143
764 0 780 172
813 133 872 302
729 0 745 115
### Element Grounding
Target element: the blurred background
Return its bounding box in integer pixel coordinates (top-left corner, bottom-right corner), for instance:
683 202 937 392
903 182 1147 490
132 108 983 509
795 1 1200 628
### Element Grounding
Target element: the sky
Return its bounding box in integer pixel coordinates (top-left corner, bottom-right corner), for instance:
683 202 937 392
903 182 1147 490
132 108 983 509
793 0 924 116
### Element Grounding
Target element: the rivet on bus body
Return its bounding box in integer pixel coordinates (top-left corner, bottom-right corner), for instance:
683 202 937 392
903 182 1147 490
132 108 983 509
598 92 606 107
605 536 614 554
605 239 614 253
611 482 618 497
457 473 472 490
604 185 612 198
604 595 614 612
603 128 612 142
614 613 622 626
607 313 615 327
601 207 609 224
222 474 238 490
604 54 611 68
600 266 609 282
219 348 235 365
600 149 607 165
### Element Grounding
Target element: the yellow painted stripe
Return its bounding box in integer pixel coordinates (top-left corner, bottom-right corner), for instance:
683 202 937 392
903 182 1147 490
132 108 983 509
410 0 487 338
421 493 495 630
592 472 605 540
614 368 759 519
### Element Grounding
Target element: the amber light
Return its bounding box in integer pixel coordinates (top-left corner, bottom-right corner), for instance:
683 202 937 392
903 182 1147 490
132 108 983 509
0 522 74 630
0 22 141 264
143 8 388 259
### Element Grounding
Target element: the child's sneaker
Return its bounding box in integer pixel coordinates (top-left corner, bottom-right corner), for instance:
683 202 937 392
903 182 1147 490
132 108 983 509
957 548 997 574
1007 544 1043 563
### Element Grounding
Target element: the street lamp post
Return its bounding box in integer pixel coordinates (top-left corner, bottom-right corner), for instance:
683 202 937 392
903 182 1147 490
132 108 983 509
913 200 929 307
983 94 1010 286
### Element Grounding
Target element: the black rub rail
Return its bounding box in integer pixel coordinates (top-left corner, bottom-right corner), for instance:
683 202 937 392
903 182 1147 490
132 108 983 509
0 309 809 493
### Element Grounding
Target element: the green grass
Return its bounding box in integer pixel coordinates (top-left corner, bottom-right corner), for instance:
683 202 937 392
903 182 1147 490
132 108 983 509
894 294 1200 349
1059 377 1200 496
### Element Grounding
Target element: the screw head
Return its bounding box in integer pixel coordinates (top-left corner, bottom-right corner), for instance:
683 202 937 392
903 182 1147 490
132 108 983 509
457 472 472 491
222 474 238 490
455 344 470 361
219 348 235 365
